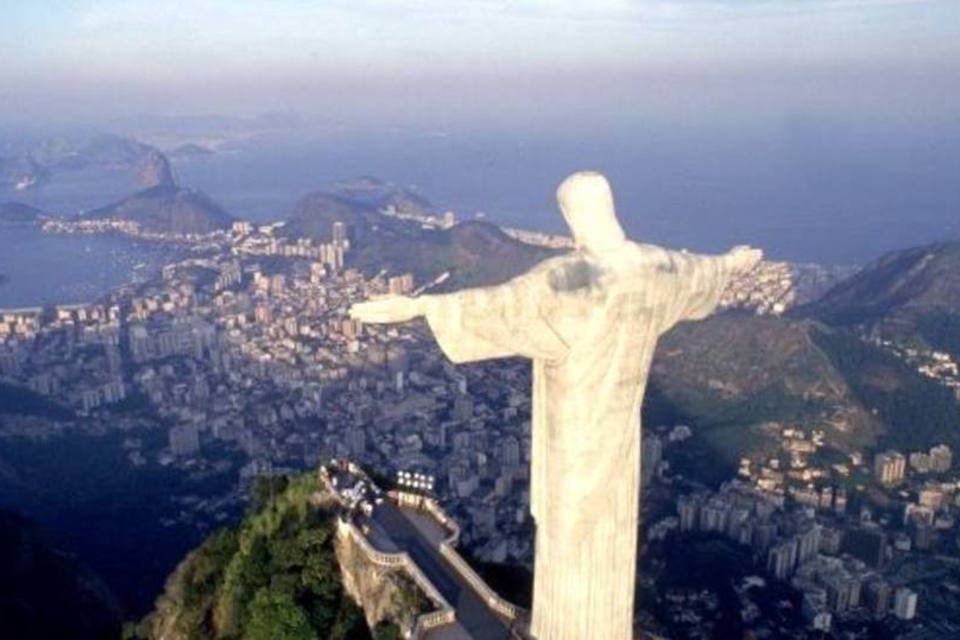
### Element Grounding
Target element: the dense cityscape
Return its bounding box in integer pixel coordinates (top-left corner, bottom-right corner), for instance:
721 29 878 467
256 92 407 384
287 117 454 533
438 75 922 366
1 211 958 639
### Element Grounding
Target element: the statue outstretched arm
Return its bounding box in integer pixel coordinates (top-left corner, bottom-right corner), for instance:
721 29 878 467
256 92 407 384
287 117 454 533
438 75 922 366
350 272 569 365
350 295 425 324
659 245 762 331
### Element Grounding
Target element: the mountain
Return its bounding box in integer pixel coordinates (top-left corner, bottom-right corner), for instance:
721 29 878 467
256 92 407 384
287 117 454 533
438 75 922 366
328 176 434 217
0 509 122 640
282 179 554 288
798 241 960 359
86 150 233 235
87 184 233 235
88 184 234 235
642 240 960 483
137 149 176 188
29 133 153 171
0 201 45 223
0 133 165 192
649 310 960 483
129 474 387 640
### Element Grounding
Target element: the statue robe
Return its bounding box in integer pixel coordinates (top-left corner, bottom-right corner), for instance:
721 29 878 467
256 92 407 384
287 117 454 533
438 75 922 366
422 242 732 640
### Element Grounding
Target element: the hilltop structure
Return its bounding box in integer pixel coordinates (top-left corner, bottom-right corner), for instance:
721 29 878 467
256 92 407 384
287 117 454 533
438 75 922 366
351 172 762 638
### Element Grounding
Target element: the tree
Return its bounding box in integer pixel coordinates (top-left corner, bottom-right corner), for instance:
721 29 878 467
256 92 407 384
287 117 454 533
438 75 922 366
243 588 313 640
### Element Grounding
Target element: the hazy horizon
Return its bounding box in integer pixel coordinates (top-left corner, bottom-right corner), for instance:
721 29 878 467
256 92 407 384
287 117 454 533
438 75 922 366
3 1 958 127
2 0 959 265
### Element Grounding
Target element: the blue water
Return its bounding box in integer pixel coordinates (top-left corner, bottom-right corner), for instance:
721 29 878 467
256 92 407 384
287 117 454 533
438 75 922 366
173 121 960 265
0 225 172 308
2 116 958 303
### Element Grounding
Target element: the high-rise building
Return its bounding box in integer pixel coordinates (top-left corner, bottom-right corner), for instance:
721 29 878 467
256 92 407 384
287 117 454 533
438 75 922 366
767 539 799 580
332 221 348 246
893 587 918 620
678 494 700 532
863 579 892 619
700 499 729 533
909 451 932 473
929 444 953 473
874 450 906 486
388 273 415 295
797 525 821 565
641 434 663 485
500 436 522 469
825 574 861 614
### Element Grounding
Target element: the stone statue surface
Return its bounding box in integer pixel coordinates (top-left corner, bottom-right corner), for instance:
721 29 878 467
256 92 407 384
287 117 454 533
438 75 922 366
350 171 762 639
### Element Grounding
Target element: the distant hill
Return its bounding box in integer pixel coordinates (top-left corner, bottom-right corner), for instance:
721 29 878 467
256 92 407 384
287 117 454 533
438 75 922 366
88 184 234 235
29 133 153 171
798 241 960 359
0 509 122 640
329 176 434 217
282 179 554 288
0 133 165 192
650 308 960 482
169 143 214 158
84 149 233 235
0 201 45 223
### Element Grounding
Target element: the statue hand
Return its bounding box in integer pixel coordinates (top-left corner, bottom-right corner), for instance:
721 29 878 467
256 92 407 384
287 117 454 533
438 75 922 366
726 245 763 274
349 295 424 324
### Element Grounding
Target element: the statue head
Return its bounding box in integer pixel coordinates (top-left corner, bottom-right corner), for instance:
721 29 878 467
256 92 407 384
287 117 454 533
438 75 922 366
557 171 627 253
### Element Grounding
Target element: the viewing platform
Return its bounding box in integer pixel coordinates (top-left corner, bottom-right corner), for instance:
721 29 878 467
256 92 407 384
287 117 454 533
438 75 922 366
320 459 526 640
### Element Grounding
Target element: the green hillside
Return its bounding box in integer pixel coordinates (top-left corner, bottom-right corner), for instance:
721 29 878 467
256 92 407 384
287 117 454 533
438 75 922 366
127 474 385 640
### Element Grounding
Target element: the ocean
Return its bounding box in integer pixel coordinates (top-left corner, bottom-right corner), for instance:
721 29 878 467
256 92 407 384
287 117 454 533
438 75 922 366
0 225 174 308
2 117 958 308
172 121 960 265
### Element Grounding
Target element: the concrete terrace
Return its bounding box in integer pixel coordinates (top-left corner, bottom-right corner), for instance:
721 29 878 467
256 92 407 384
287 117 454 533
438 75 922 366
321 460 523 640
364 502 513 640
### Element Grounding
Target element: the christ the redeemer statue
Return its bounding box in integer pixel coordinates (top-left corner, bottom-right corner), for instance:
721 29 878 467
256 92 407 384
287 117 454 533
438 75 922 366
351 172 762 639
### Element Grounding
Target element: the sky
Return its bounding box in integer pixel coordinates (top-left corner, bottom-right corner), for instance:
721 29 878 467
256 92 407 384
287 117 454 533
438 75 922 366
1 0 959 126
0 1 958 264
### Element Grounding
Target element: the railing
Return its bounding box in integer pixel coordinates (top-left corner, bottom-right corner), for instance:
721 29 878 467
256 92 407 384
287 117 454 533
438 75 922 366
323 462 524 636
409 608 457 638
437 541 521 621
422 497 461 545
337 518 457 637
409 496 522 622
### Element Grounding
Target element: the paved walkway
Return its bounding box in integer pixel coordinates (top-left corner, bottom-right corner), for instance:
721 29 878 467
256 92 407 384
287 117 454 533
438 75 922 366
361 502 513 640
